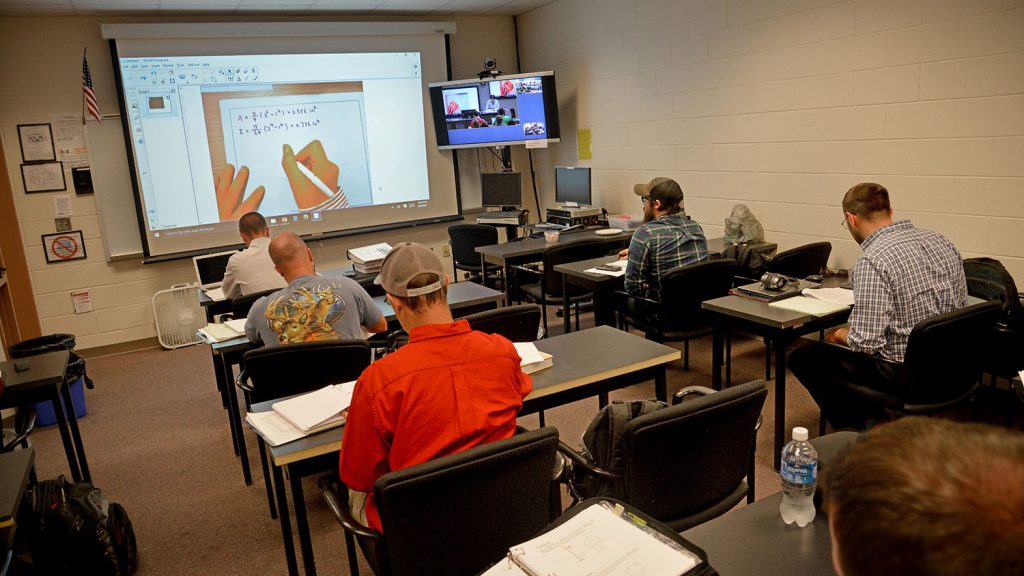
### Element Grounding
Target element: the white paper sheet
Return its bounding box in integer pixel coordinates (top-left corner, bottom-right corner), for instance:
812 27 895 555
802 286 855 306
769 295 850 316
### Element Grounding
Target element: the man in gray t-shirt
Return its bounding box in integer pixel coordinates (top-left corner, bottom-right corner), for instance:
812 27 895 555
244 232 387 346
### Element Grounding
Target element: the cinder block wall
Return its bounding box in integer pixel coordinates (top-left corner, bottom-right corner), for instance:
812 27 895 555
519 0 1024 282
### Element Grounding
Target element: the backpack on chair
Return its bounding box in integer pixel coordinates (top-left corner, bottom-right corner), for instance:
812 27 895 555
963 257 1023 329
568 399 669 500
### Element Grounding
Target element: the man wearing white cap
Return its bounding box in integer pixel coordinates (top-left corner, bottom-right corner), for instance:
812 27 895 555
619 177 708 298
338 242 532 531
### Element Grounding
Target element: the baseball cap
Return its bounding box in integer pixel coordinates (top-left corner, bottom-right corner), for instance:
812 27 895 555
374 242 446 297
634 177 684 207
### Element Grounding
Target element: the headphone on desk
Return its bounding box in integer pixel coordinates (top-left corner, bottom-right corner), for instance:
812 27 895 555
760 272 793 291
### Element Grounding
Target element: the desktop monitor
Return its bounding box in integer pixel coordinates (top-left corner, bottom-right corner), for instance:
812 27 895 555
481 172 522 208
555 166 592 206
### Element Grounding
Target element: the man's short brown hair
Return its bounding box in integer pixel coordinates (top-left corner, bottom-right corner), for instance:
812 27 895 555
389 272 448 313
842 183 891 217
238 212 268 238
822 417 1024 576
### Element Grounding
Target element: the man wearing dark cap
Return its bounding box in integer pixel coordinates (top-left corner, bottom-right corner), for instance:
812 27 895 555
789 183 967 430
619 177 709 297
338 242 532 531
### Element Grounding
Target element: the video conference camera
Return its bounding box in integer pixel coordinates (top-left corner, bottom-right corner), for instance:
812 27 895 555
478 57 502 80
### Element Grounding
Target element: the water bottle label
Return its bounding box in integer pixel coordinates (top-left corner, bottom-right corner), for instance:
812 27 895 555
781 460 817 485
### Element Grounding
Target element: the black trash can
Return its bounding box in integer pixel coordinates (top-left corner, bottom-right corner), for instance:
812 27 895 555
9 334 90 425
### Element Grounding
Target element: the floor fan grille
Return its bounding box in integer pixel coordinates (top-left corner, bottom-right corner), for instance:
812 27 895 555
152 283 205 349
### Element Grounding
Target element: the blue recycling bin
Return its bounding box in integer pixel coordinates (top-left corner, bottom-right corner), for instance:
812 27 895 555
9 333 90 426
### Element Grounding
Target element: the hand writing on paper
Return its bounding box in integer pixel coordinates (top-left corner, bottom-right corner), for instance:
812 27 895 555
618 248 628 260
215 164 266 221
282 140 344 210
825 327 849 346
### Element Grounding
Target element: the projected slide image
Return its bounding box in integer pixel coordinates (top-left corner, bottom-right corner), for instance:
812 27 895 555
203 82 372 222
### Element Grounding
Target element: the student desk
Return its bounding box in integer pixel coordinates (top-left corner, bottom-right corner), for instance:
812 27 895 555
701 295 850 468
0 448 33 574
212 281 504 486
254 325 679 576
0 350 90 483
682 492 835 575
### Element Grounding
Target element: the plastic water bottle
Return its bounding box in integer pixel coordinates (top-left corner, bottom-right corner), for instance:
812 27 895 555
779 426 818 527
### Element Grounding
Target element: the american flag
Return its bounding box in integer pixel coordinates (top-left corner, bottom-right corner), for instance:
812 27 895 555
82 55 101 123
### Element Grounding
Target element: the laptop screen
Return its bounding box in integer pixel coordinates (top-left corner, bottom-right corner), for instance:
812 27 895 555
194 251 235 287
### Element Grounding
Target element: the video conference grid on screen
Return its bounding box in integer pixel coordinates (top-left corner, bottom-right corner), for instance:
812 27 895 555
117 52 431 245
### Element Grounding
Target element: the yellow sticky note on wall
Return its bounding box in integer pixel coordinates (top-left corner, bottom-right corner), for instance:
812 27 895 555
577 128 592 160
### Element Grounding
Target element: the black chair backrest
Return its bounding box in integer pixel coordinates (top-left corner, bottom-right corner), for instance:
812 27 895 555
657 259 738 333
448 224 499 269
769 242 832 279
901 300 1001 409
542 239 618 298
230 287 280 320
373 427 559 576
241 340 371 404
464 304 542 342
621 380 766 523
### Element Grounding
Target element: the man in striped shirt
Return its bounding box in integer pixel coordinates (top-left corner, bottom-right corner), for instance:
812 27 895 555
790 183 968 430
619 177 709 298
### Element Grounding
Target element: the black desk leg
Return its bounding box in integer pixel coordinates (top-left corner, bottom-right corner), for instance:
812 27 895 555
50 388 82 482
223 358 253 485
60 384 91 483
272 464 300 576
212 353 229 409
221 359 240 457
288 466 317 576
711 325 724 391
654 367 668 403
773 336 787 471
562 276 571 335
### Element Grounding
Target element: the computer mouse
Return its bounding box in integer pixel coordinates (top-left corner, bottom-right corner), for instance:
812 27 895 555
805 274 824 283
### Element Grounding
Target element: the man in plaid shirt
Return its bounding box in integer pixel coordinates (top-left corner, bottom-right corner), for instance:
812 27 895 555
790 183 967 430
619 177 708 298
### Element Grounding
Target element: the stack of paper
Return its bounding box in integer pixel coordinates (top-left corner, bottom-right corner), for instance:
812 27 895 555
482 504 699 576
198 321 245 343
585 259 627 277
245 381 356 446
769 295 850 316
347 243 392 274
513 342 554 374
802 286 855 306
204 287 226 302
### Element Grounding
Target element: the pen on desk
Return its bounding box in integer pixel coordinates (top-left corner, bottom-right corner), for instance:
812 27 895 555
295 162 336 199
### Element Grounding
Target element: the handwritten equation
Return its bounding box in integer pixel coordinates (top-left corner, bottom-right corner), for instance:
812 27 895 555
234 105 322 137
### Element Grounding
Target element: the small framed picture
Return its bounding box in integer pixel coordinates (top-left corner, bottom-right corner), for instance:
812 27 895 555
17 123 56 162
42 230 87 263
21 162 66 193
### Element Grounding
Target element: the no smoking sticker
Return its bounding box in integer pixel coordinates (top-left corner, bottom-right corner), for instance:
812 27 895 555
42 230 86 263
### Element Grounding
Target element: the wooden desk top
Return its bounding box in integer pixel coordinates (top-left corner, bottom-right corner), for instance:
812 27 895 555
0 448 34 529
528 325 679 405
476 229 626 262
553 256 624 285
0 349 69 394
702 295 850 331
683 492 835 576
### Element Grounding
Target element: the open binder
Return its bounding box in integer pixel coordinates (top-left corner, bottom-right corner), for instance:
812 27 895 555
483 498 716 576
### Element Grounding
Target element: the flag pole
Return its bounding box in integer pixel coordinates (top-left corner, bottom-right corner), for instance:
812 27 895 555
82 47 87 125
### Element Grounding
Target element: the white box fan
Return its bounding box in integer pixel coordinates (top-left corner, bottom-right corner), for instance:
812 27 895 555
152 283 205 349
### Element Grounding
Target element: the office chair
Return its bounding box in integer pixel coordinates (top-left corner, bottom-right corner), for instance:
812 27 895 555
614 259 737 374
560 380 767 532
819 300 1002 433
447 224 502 288
1 406 38 484
767 241 832 280
963 257 1024 426
463 304 542 342
227 287 280 322
319 426 561 576
236 340 371 519
514 239 615 336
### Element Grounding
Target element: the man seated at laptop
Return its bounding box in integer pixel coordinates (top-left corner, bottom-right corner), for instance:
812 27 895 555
244 232 387 346
789 183 967 430
338 242 532 531
221 212 288 300
618 177 709 298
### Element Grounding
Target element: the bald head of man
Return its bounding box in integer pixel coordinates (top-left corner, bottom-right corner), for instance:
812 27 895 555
269 232 314 283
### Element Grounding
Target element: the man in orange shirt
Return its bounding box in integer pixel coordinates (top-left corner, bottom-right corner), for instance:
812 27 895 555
338 242 532 531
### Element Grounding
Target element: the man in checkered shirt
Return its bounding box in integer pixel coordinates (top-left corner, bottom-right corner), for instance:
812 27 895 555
619 177 709 298
790 183 968 430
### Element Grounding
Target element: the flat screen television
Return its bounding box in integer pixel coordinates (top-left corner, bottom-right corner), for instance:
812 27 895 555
480 172 522 208
555 166 592 206
428 72 560 150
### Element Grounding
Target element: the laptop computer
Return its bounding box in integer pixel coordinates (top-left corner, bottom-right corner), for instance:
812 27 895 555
193 250 237 293
734 278 820 302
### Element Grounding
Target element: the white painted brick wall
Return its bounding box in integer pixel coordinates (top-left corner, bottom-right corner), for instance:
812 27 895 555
519 0 1024 284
